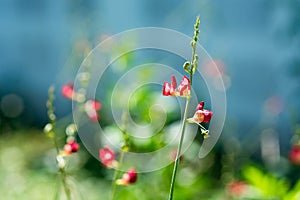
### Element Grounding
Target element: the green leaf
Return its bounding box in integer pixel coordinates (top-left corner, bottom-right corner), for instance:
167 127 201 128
242 166 289 198
284 179 300 200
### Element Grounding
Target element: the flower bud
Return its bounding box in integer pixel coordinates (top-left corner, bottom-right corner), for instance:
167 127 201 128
56 155 66 169
66 123 77 136
63 140 80 154
44 123 53 133
196 101 204 111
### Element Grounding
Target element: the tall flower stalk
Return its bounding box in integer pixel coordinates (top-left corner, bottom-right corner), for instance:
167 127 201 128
45 86 72 200
44 73 99 199
110 112 130 200
98 112 137 200
167 16 212 200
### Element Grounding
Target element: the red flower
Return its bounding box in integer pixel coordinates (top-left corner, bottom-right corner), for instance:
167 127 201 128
227 180 248 197
163 76 190 97
99 146 117 168
63 140 80 155
193 109 213 123
62 83 75 99
188 101 213 123
116 169 138 185
289 145 300 164
85 100 101 121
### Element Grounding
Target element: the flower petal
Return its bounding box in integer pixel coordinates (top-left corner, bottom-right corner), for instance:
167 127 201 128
202 109 213 122
171 75 177 90
163 82 171 96
196 101 205 111
178 76 190 97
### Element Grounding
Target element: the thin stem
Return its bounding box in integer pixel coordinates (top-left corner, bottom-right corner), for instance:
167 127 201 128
61 169 71 200
53 134 59 154
111 112 129 200
110 150 125 200
193 121 207 131
53 130 72 199
168 16 200 200
168 96 190 200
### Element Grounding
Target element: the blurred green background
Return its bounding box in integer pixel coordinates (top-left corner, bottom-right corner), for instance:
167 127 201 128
1 0 300 199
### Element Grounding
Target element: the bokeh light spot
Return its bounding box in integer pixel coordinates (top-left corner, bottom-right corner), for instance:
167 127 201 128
0 94 24 118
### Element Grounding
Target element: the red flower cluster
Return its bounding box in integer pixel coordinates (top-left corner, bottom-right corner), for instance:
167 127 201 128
163 76 190 97
185 101 212 138
289 145 300 164
99 147 137 185
162 74 212 138
61 82 101 122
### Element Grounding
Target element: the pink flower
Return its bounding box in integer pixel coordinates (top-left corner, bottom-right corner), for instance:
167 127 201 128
99 146 117 168
188 101 213 123
85 100 101 121
289 145 300 164
63 140 80 155
227 180 248 197
61 83 75 99
163 76 190 97
116 169 138 185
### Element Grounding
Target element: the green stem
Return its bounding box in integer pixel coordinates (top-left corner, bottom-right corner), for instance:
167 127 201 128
193 121 207 131
168 96 190 200
110 150 125 200
53 134 59 155
168 16 200 200
53 131 72 199
111 112 128 200
61 169 71 200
